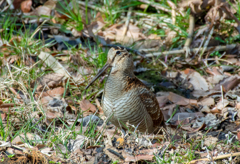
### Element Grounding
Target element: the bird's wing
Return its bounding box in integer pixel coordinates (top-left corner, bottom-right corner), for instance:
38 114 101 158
139 89 165 127
124 76 165 127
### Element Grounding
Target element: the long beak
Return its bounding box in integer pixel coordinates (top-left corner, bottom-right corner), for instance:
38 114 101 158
85 63 110 90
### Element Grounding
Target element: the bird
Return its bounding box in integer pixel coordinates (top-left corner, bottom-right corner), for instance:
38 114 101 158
85 47 165 134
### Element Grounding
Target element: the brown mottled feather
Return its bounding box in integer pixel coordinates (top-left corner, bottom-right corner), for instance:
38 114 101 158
124 76 165 128
139 92 165 127
124 76 146 92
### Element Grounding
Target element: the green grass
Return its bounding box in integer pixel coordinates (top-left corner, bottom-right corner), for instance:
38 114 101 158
57 0 84 31
1 0 240 163
0 13 108 159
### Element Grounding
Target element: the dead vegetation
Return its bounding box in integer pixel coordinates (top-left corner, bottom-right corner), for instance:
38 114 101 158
1 0 240 163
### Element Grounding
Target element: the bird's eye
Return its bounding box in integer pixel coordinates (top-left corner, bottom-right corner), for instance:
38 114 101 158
116 51 121 55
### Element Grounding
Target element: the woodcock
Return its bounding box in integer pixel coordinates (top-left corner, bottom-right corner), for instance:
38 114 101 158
86 47 165 133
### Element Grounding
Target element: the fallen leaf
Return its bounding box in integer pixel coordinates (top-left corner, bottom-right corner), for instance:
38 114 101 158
36 73 64 91
156 95 169 107
214 99 229 111
38 51 70 76
237 131 240 141
168 92 198 106
182 68 209 91
236 103 240 109
204 136 218 147
21 0 32 13
39 87 65 99
198 97 215 106
222 76 240 92
124 154 154 162
12 133 41 145
80 99 97 113
170 112 204 122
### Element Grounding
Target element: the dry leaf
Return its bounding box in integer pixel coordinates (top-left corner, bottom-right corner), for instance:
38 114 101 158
182 68 209 91
222 76 240 92
39 87 65 99
38 51 70 76
12 133 41 145
198 97 215 106
21 0 32 13
168 92 198 106
36 73 64 91
80 99 97 113
170 112 204 122
156 96 169 107
204 136 218 147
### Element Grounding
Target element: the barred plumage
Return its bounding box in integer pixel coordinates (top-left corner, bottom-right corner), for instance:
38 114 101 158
86 47 165 133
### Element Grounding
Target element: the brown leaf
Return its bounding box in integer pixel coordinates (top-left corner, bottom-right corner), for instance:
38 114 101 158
182 68 209 91
198 97 215 107
13 0 24 9
32 6 52 16
30 0 57 16
236 103 240 109
222 76 240 92
213 99 229 111
12 133 40 145
156 96 168 107
168 92 197 106
21 0 32 13
0 103 20 108
9 87 21 99
204 136 218 147
80 99 97 113
237 131 240 141
46 111 62 119
39 87 65 99
124 153 154 162
206 67 222 76
36 73 64 91
180 122 205 132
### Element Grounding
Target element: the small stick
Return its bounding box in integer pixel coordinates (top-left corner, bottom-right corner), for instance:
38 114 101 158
188 152 240 164
140 44 236 59
107 148 125 160
167 0 176 25
184 14 195 58
198 26 214 61
122 7 133 36
138 0 174 14
102 44 144 58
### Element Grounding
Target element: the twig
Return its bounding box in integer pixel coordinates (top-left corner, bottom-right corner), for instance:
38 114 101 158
208 52 226 66
139 44 236 58
184 14 195 58
198 26 214 61
122 7 133 36
188 152 240 164
167 0 176 25
107 148 125 160
138 0 173 14
102 44 144 58
193 35 206 58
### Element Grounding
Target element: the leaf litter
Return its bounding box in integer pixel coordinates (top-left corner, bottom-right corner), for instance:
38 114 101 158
1 0 240 163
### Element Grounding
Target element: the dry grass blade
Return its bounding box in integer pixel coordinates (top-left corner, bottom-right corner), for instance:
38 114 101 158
140 44 236 58
138 0 173 14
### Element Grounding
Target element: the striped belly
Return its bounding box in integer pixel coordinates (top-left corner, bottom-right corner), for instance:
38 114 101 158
102 90 154 133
